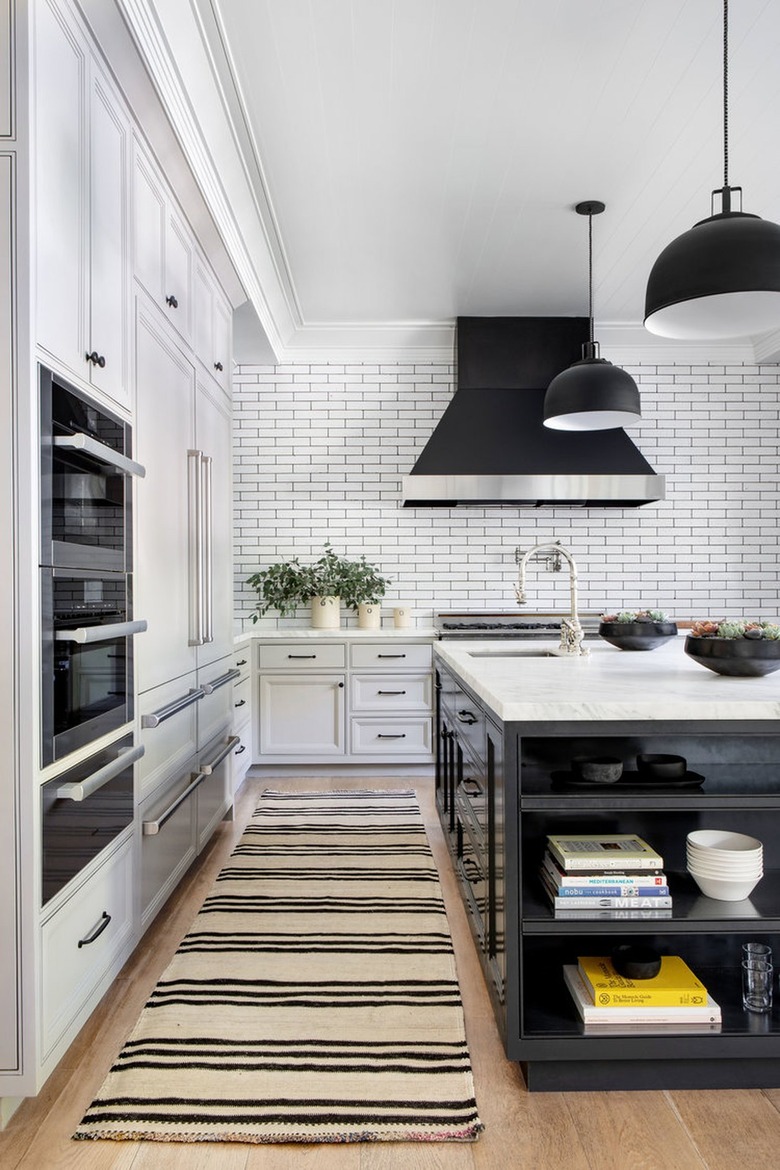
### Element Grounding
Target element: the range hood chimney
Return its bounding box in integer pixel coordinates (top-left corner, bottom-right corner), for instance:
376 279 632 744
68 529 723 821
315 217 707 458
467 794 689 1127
402 317 665 507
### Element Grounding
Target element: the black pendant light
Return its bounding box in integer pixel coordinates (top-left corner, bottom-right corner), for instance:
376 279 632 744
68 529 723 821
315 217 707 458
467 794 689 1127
544 201 642 431
644 0 780 339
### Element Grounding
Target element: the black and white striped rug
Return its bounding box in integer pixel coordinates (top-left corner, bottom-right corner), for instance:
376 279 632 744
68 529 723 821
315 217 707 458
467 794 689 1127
75 789 483 1144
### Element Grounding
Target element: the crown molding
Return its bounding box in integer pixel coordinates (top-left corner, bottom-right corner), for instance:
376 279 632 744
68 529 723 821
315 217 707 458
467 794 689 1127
277 321 456 365
596 323 757 366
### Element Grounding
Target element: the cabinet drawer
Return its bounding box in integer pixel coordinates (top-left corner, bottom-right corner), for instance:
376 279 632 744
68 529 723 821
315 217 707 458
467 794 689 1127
351 673 432 713
198 660 235 749
442 683 486 765
41 835 134 1057
258 643 346 670
233 645 251 680
457 817 487 948
231 734 252 793
456 771 488 845
140 766 198 926
351 643 432 671
350 717 433 756
138 671 200 802
232 676 251 728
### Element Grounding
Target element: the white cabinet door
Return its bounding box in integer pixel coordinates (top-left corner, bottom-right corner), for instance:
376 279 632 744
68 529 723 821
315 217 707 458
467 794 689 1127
88 62 129 407
1 0 12 138
35 0 87 379
259 675 346 756
134 300 198 692
165 205 194 346
195 378 233 670
212 288 232 394
194 258 231 395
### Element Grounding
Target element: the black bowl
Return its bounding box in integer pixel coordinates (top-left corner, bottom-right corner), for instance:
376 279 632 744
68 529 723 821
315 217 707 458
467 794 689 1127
611 944 662 980
684 635 780 677
599 621 678 651
636 753 687 779
571 755 623 784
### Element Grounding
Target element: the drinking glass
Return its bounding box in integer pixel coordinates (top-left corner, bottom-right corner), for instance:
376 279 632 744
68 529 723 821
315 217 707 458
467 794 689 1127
742 959 773 1013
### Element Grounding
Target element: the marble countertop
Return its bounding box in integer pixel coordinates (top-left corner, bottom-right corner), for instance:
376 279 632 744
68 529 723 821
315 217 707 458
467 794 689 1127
434 637 780 723
235 626 437 644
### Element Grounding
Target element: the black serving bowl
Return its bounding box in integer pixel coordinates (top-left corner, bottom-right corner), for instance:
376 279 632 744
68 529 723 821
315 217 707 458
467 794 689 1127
611 944 662 980
599 620 678 651
571 755 623 784
636 753 687 779
684 635 780 677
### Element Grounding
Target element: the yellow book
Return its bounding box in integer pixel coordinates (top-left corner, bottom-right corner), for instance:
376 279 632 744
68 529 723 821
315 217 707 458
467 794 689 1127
577 955 708 1007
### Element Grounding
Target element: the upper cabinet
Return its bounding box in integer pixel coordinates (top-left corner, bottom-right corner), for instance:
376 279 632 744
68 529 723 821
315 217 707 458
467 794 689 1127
132 137 194 349
34 0 131 410
0 0 12 138
194 255 231 396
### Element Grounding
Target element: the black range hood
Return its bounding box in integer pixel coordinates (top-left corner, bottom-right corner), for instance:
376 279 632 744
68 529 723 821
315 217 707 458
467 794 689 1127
402 317 665 507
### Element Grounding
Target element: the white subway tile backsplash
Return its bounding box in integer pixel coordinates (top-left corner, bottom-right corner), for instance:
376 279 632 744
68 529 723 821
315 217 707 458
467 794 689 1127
233 360 780 628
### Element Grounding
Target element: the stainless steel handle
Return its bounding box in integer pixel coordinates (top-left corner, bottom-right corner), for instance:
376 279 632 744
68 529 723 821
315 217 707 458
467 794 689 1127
188 450 203 646
142 770 207 835
201 454 213 644
56 744 145 801
77 911 111 948
200 735 241 774
55 619 148 644
141 688 205 729
54 433 146 479
202 667 241 694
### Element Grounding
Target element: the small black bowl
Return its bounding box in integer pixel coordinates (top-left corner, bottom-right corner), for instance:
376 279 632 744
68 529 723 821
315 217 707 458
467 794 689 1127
636 753 687 779
684 635 780 677
611 944 662 980
571 755 623 784
599 620 678 651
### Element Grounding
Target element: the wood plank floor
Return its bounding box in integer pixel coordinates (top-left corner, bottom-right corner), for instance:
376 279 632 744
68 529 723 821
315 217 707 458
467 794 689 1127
4 775 780 1169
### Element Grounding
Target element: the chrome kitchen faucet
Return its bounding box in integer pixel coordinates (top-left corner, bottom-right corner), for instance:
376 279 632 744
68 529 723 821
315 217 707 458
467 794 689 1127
514 542 588 656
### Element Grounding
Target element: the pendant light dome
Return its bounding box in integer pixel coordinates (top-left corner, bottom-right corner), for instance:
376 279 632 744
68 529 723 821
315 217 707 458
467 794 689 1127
644 0 780 340
544 201 642 432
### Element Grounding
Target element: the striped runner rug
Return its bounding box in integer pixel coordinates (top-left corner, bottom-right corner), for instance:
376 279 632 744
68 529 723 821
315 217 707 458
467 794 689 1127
75 789 483 1144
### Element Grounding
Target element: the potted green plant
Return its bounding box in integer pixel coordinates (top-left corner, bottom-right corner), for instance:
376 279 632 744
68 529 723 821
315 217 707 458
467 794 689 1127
338 555 391 629
685 619 780 676
247 544 390 630
599 609 678 651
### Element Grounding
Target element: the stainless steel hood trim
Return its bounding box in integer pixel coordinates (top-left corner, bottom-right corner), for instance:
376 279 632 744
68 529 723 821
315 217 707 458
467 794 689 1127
402 472 666 506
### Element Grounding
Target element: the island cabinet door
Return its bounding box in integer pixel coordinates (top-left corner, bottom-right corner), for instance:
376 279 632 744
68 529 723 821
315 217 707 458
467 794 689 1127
258 675 346 756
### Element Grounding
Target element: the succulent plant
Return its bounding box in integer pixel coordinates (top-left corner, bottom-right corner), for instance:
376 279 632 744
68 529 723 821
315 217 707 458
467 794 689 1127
601 608 670 624
690 618 780 640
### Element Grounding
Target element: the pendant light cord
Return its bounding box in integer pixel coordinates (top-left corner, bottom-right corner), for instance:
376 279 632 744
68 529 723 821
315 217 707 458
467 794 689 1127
587 210 594 346
723 0 729 189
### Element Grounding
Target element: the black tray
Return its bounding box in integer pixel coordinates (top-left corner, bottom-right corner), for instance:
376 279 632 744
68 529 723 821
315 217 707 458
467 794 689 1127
551 770 705 789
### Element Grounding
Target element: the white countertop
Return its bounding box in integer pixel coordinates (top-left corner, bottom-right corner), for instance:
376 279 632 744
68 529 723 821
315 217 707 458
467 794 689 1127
434 637 780 723
236 626 437 644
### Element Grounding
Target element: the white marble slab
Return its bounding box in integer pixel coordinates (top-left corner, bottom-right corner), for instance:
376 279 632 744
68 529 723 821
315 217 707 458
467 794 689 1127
237 626 437 644
434 637 780 723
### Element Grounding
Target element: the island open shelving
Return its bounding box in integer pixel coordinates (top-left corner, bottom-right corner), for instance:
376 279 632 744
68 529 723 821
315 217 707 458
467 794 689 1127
434 638 780 1091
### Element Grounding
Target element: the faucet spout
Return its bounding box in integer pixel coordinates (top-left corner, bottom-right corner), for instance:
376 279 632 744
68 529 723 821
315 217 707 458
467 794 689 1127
514 541 587 656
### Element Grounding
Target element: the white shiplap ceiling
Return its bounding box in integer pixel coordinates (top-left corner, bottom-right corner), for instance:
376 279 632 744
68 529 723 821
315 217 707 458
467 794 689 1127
121 0 780 362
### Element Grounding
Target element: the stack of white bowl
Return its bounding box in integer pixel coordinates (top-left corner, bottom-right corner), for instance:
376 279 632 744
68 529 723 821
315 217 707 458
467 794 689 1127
686 830 763 901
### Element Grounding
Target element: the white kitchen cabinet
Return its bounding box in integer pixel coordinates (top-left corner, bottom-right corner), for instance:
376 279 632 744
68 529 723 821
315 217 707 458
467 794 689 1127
254 639 435 767
132 136 194 347
134 298 198 692
139 765 198 928
194 256 231 395
195 377 234 669
137 671 201 804
34 0 130 410
231 644 253 793
259 673 346 756
1 0 12 138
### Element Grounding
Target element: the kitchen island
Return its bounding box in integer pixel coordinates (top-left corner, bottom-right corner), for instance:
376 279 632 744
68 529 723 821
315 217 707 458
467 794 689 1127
433 637 780 1091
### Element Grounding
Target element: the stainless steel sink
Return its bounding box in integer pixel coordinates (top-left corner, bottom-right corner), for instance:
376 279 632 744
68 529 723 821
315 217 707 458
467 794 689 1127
467 648 559 658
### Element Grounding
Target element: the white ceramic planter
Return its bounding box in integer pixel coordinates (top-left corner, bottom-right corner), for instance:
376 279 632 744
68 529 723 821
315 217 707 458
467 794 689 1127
357 603 381 629
310 595 340 628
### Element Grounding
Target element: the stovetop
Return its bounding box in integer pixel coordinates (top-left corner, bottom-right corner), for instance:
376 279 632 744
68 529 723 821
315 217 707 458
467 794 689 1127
434 611 603 639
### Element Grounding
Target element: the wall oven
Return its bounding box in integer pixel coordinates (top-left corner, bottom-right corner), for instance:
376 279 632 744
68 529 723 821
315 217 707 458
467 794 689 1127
41 568 147 767
40 365 145 572
41 733 142 905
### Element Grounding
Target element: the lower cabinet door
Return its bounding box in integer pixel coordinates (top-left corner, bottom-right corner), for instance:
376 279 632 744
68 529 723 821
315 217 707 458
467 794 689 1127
40 834 134 1059
140 768 198 928
258 674 346 756
457 817 487 952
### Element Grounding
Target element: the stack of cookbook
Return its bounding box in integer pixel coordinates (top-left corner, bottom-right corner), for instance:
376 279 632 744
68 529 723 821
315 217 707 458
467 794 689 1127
563 955 722 1032
540 833 673 919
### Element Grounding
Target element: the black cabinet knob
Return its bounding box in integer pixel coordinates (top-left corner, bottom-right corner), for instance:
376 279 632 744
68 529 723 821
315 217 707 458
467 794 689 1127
85 350 106 368
214 360 224 372
166 294 178 308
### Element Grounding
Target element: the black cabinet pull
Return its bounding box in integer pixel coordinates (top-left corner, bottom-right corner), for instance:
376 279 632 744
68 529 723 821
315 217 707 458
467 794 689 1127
234 698 246 708
287 654 317 659
214 361 224 372
457 710 478 725
377 653 406 658
166 294 178 308
377 733 406 738
378 689 406 695
236 659 247 666
85 350 106 368
77 911 111 948
235 744 246 755
461 779 483 797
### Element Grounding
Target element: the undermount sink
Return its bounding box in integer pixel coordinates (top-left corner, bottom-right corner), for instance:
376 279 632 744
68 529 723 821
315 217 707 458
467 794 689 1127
467 648 560 658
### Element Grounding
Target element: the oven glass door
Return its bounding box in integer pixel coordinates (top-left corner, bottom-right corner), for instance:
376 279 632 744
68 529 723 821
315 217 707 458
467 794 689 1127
41 570 136 766
41 734 138 905
41 367 133 571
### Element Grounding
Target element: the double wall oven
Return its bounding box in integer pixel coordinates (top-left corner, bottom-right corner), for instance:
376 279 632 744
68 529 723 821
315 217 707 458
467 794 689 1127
39 366 147 767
